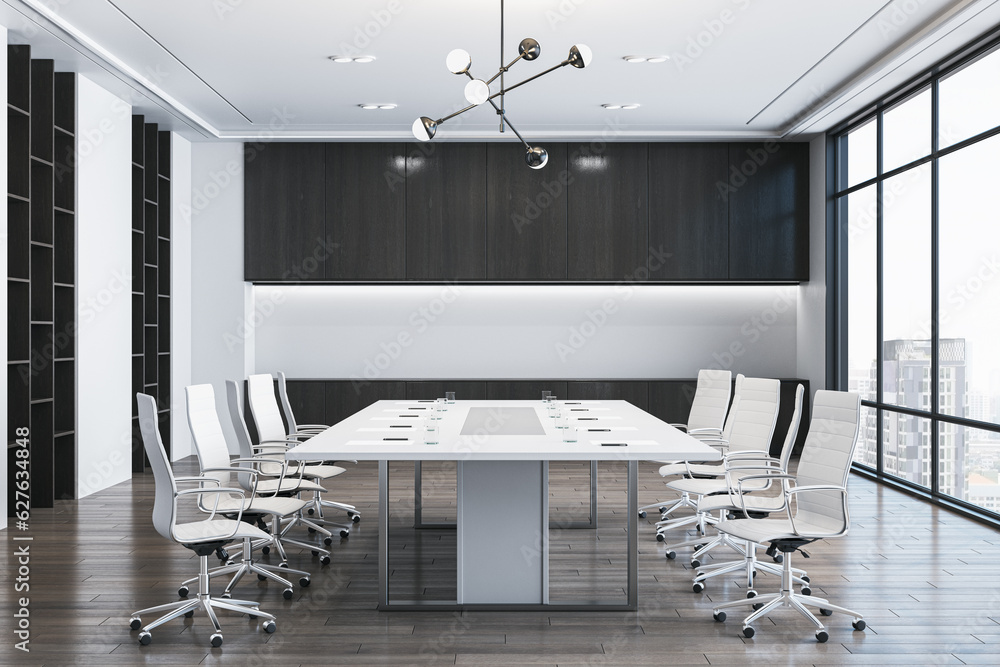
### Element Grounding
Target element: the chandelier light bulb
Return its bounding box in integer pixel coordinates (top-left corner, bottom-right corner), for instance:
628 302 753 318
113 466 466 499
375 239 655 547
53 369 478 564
525 146 548 169
568 44 592 68
464 79 491 106
411 116 437 141
446 48 473 74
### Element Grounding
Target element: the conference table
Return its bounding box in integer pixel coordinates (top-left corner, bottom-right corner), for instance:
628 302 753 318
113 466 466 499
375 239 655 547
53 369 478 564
286 399 720 611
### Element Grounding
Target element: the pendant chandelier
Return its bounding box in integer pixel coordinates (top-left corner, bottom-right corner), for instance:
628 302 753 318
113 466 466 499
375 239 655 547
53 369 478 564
411 0 592 169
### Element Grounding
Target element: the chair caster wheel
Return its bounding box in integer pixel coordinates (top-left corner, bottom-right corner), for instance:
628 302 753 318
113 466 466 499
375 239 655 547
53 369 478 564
692 582 705 593
340 529 350 538
184 610 195 618
691 559 701 569
139 631 152 645
638 510 647 519
801 587 812 596
308 527 316 534
801 575 810 583
311 550 319 556
178 586 189 598
666 551 676 560
261 546 270 555
746 590 757 599
264 620 276 633
248 612 257 620
257 574 267 581
713 611 726 622
351 513 361 523
656 534 665 542
307 509 314 515
752 602 763 611
816 631 829 643
282 588 293 600
320 555 331 565
772 553 783 563
743 626 755 639
853 619 866 631
820 608 833 616
325 537 333 545
299 577 310 587
211 633 223 648
129 617 142 630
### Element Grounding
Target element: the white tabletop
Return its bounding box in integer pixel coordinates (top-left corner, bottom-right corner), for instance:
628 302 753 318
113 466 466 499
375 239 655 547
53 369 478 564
286 400 722 462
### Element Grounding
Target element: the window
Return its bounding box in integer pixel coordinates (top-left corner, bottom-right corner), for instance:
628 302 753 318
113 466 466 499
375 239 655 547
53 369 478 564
834 37 1000 520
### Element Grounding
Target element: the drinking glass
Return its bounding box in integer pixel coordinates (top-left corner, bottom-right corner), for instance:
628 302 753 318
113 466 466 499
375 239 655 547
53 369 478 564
423 422 439 444
445 391 456 404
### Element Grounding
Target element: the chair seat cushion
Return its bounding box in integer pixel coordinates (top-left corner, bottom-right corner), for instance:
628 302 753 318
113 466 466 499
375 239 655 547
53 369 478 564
296 464 347 480
697 492 787 514
717 514 843 543
256 478 326 495
658 462 722 477
210 494 308 517
174 518 269 544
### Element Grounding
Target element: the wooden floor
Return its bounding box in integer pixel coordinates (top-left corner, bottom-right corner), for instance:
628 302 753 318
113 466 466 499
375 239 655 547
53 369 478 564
3 458 999 666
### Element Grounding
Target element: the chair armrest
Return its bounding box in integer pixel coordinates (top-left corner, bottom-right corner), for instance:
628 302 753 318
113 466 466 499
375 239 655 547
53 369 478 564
175 476 220 485
785 485 850 538
668 423 688 431
295 424 329 430
687 427 723 436
729 473 797 518
175 486 246 526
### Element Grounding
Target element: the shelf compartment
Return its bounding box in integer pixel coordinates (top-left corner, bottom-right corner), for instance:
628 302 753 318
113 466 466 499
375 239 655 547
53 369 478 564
30 244 53 323
132 294 144 355
53 72 75 135
158 240 170 295
30 160 53 244
157 410 171 459
7 198 30 280
132 164 144 230
53 432 75 501
158 178 171 239
157 354 170 408
53 285 75 360
8 110 30 199
29 324 54 402
8 364 31 445
144 326 157 385
131 115 144 165
8 45 32 114
131 355 143 417
158 297 171 352
54 359 74 434
131 230 144 292
53 131 74 211
8 281 30 362
157 130 171 178
54 211 74 284
144 202 158 264
29 59 53 163
144 124 158 201
29 399 54 508
144 266 157 325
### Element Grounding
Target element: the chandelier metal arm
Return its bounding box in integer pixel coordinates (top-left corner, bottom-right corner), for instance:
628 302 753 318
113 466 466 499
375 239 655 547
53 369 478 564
486 98 529 149
489 60 572 100
485 54 526 86
437 103 478 124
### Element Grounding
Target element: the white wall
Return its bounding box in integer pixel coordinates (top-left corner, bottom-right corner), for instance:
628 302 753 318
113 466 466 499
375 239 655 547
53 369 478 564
170 133 192 461
1 23 9 526
797 134 829 392
75 75 132 497
190 142 248 452
253 284 799 380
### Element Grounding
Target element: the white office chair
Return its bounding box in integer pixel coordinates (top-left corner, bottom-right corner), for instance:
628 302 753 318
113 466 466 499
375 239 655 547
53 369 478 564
638 369 732 520
277 371 362 523
225 379 341 549
656 375 781 543
684 384 806 593
247 373 355 537
128 393 276 647
711 390 866 642
184 383 325 598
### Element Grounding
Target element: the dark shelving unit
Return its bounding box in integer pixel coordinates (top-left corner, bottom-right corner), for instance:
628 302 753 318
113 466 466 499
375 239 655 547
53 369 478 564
7 45 76 512
130 116 171 472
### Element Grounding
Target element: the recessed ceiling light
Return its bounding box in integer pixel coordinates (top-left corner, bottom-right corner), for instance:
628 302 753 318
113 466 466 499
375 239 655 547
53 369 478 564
602 104 622 110
622 55 669 63
378 104 397 110
359 104 396 110
330 55 377 63
622 104 640 110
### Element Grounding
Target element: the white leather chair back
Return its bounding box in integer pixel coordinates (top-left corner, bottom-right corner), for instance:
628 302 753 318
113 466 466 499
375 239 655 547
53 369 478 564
186 384 236 492
277 372 299 433
686 369 732 432
725 376 781 454
227 379 283 481
776 384 805 470
137 393 177 542
794 390 862 533
247 373 288 443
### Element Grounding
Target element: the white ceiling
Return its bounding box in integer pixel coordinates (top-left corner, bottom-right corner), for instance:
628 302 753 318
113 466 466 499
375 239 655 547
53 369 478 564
4 0 1000 140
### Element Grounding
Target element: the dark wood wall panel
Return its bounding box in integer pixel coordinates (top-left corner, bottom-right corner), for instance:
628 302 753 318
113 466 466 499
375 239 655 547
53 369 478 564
566 381 649 411
326 143 406 280
406 381 487 401
648 143 729 280
486 142 568 281
284 380 328 427
406 143 487 281
245 143 326 281
567 143 649 281
485 381 569 401
325 381 406 426
727 142 810 281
